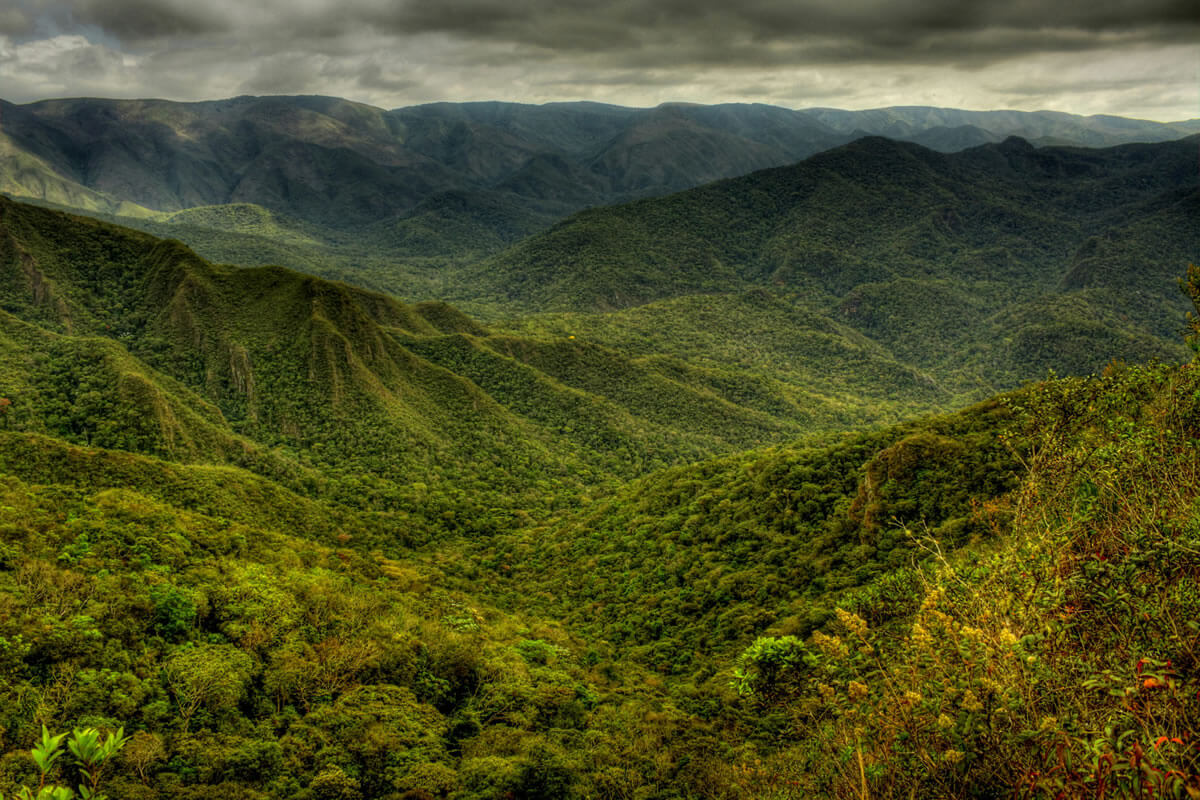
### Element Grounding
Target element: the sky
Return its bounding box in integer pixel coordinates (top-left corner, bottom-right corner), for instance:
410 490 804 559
0 0 1197 120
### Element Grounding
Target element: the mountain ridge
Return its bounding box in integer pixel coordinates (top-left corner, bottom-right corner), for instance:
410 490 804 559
3 95 1195 241
2 195 954 514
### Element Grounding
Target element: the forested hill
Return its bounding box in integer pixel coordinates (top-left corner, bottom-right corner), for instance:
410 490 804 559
1 97 1196 283
2 96 1194 309
0 194 961 527
473 135 1198 397
478 134 1200 311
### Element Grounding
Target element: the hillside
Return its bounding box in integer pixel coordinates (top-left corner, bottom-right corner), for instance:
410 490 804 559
477 135 1198 396
479 135 1199 308
0 196 964 525
465 397 1021 671
723 360 1200 797
1 298 1197 798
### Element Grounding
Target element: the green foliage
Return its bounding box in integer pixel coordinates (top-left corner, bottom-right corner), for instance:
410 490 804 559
4 194 968 527
164 645 253 732
1181 262 1200 355
732 636 816 702
149 584 196 642
493 289 950 432
469 136 1195 401
2 726 127 800
468 398 1019 672
0 466 719 798
31 728 67 777
68 727 129 799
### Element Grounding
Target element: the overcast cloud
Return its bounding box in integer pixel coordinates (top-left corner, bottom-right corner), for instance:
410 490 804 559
0 0 1196 119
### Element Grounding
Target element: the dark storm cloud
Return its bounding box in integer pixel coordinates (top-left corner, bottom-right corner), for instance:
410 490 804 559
0 6 33 36
536 69 687 88
1 0 1195 120
354 0 1199 65
21 0 1199 69
234 50 423 97
988 70 1188 99
237 53 325 95
352 61 423 93
45 0 228 40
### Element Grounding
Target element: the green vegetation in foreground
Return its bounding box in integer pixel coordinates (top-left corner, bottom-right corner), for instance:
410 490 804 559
726 360 1200 798
0 455 717 799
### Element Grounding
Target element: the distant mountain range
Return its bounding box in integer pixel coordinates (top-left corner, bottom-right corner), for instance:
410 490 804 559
479 134 1200 307
2 95 1196 239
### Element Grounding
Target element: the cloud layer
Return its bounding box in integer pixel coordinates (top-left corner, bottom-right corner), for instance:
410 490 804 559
1 0 1196 119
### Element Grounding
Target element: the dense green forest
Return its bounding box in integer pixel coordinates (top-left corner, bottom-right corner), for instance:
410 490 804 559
0 117 1198 798
1 359 1198 797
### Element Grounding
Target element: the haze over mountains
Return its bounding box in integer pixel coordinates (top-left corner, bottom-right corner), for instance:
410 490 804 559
2 95 1197 248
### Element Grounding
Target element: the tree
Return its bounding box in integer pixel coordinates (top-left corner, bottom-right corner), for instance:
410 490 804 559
122 731 165 785
164 644 253 732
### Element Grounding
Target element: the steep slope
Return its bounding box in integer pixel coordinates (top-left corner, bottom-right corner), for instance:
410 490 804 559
0 198 579 510
0 197 591 500
724 361 1200 798
464 396 1019 671
1 196 951 521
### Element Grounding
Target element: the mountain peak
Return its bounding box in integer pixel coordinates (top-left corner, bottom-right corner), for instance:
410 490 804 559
998 135 1036 152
